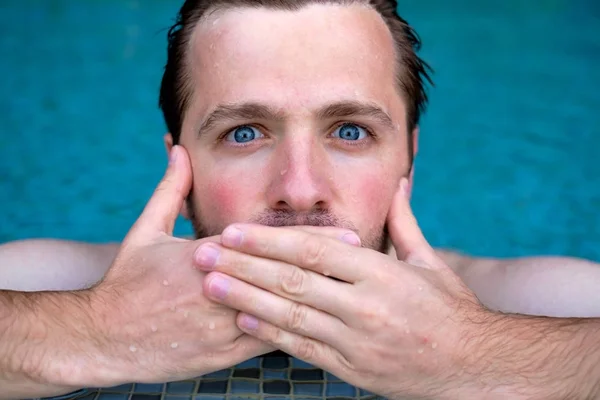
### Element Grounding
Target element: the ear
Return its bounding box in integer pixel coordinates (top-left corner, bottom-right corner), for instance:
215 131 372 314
164 132 174 153
412 126 419 157
163 133 191 220
407 126 419 200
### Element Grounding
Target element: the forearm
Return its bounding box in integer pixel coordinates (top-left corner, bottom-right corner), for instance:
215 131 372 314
0 289 118 399
456 313 600 399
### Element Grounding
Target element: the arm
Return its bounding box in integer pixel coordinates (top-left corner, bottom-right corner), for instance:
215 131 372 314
456 310 600 399
0 239 120 398
0 239 119 291
433 250 600 398
437 249 600 317
0 289 115 399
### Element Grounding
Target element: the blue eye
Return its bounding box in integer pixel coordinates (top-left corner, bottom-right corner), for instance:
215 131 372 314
225 125 263 143
333 123 368 141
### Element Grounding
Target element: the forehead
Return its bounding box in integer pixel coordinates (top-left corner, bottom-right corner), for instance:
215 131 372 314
185 3 404 126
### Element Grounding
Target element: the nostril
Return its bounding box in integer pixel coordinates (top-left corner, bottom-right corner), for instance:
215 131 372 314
275 200 291 210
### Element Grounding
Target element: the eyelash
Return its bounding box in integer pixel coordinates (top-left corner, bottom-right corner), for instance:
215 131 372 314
217 122 377 148
331 122 377 146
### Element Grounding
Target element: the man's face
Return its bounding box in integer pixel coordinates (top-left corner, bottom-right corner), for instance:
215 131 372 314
172 3 414 251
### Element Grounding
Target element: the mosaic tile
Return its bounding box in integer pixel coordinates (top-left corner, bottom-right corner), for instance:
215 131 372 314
96 394 128 400
232 368 261 379
262 380 291 395
166 381 196 394
197 380 228 394
133 383 164 393
293 382 324 396
230 379 260 393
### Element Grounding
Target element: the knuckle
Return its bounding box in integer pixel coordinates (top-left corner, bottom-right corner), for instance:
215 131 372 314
357 301 388 330
299 236 328 267
268 326 286 347
294 338 316 361
286 302 308 332
280 267 307 295
153 178 172 196
371 267 391 284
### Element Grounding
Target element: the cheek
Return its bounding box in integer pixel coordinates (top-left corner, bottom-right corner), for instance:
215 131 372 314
195 169 265 222
204 180 240 217
359 175 396 214
340 167 399 232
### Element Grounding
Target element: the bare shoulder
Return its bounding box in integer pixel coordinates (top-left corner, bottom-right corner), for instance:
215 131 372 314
0 239 120 291
434 248 600 318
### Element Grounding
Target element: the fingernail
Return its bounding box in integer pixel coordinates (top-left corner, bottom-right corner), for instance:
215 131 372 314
195 244 220 269
222 226 243 247
341 232 361 246
240 314 259 331
169 146 178 165
208 274 230 300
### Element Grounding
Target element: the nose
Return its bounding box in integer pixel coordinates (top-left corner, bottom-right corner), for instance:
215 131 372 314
266 138 332 213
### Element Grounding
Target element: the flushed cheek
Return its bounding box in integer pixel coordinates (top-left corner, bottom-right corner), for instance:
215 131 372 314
197 176 264 223
352 174 397 229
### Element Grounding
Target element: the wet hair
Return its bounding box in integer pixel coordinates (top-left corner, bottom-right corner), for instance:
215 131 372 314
158 0 433 145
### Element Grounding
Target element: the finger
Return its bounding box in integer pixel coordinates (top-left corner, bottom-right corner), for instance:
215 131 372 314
195 243 355 319
224 333 276 366
203 272 350 348
129 145 192 240
236 312 352 381
287 226 361 246
387 178 439 268
218 224 375 283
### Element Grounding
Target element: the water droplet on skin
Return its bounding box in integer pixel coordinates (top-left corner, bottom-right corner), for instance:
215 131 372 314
209 321 216 330
418 285 423 291
431 342 438 349
323 270 331 276
280 169 288 175
183 310 189 318
171 342 179 349
417 348 424 354
151 325 158 332
129 345 137 352
162 280 169 286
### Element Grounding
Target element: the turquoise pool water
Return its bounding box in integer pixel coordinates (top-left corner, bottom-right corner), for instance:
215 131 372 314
0 1 599 398
1 0 599 261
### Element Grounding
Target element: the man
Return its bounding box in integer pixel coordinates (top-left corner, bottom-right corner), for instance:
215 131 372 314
1 0 599 399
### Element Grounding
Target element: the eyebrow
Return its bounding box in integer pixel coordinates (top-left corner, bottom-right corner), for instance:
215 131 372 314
197 100 395 137
316 101 395 132
198 103 285 136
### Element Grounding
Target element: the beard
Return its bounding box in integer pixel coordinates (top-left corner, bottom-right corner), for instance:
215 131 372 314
186 196 390 254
